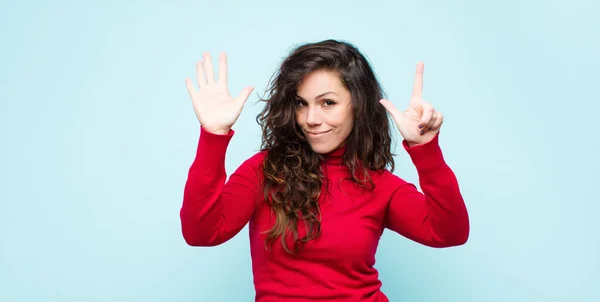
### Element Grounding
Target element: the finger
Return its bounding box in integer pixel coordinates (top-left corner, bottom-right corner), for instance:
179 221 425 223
379 99 404 124
426 111 437 132
235 86 254 106
429 111 444 131
218 52 227 83
203 52 215 83
379 99 401 117
196 61 206 88
412 62 424 99
185 77 196 97
420 103 434 129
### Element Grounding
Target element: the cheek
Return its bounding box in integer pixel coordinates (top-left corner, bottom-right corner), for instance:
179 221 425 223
331 113 353 138
340 111 354 131
295 111 304 125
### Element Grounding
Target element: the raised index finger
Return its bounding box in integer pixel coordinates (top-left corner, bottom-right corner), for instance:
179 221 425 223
412 62 424 98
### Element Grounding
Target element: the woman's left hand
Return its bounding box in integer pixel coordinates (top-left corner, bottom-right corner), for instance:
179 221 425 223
380 62 443 147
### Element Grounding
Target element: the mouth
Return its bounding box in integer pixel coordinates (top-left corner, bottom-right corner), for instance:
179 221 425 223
306 130 332 137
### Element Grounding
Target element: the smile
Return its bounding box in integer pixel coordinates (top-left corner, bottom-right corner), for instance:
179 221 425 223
307 130 332 137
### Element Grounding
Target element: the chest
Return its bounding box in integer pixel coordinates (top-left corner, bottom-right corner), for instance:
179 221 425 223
249 177 389 265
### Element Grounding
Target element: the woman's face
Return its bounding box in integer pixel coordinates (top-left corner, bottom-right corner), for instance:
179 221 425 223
295 69 354 154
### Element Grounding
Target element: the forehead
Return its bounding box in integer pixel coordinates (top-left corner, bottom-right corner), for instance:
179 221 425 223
297 70 347 98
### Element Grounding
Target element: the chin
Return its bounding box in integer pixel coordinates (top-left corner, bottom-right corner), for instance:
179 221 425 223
308 142 338 154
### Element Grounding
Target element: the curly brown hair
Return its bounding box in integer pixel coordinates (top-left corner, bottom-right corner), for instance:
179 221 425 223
255 39 396 254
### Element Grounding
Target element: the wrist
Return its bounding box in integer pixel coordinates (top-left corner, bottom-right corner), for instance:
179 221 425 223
405 141 421 148
201 125 231 135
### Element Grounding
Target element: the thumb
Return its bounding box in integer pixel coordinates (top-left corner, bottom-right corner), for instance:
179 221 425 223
379 99 401 118
235 86 254 106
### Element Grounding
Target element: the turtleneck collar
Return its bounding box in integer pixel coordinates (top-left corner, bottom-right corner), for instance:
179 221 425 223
322 144 346 165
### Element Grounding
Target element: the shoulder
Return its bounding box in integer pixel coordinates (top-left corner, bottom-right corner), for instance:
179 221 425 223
228 150 269 184
247 150 268 164
237 150 269 172
371 168 412 191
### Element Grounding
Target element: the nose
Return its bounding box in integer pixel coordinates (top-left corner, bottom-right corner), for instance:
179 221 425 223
305 106 322 127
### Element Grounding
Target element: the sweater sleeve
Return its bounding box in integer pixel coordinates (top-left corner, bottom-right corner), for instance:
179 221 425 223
384 132 470 248
180 126 264 246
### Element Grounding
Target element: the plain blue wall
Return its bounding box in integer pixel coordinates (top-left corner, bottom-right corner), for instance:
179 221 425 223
1 0 599 301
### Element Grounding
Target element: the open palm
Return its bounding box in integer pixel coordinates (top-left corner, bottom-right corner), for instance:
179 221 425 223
185 52 254 134
380 62 443 147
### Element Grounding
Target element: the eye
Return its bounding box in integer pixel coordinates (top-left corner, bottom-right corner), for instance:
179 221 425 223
323 99 336 107
296 100 307 107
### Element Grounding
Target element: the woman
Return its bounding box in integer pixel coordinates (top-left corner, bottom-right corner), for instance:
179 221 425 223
181 39 469 301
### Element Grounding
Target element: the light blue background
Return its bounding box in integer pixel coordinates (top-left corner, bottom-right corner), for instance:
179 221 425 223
1 0 599 301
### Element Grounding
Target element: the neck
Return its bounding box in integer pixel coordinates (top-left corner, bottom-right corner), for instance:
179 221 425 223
322 144 345 165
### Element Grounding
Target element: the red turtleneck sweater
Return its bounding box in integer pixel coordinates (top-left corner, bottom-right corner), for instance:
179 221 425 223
180 126 469 302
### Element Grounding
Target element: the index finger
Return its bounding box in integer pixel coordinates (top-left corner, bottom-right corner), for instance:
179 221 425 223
412 62 424 98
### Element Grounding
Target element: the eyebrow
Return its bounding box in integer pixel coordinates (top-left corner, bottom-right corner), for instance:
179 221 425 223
296 91 338 100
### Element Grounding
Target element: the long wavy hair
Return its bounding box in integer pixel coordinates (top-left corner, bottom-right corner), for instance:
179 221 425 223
255 39 395 254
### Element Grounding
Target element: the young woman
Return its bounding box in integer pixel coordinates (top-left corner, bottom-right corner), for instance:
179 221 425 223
181 39 470 302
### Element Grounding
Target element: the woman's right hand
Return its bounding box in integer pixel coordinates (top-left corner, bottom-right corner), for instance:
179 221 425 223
185 52 254 135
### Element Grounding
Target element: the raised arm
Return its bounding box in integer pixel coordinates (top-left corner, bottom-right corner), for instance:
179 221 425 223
180 52 259 246
379 62 469 247
180 126 265 246
384 133 469 248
